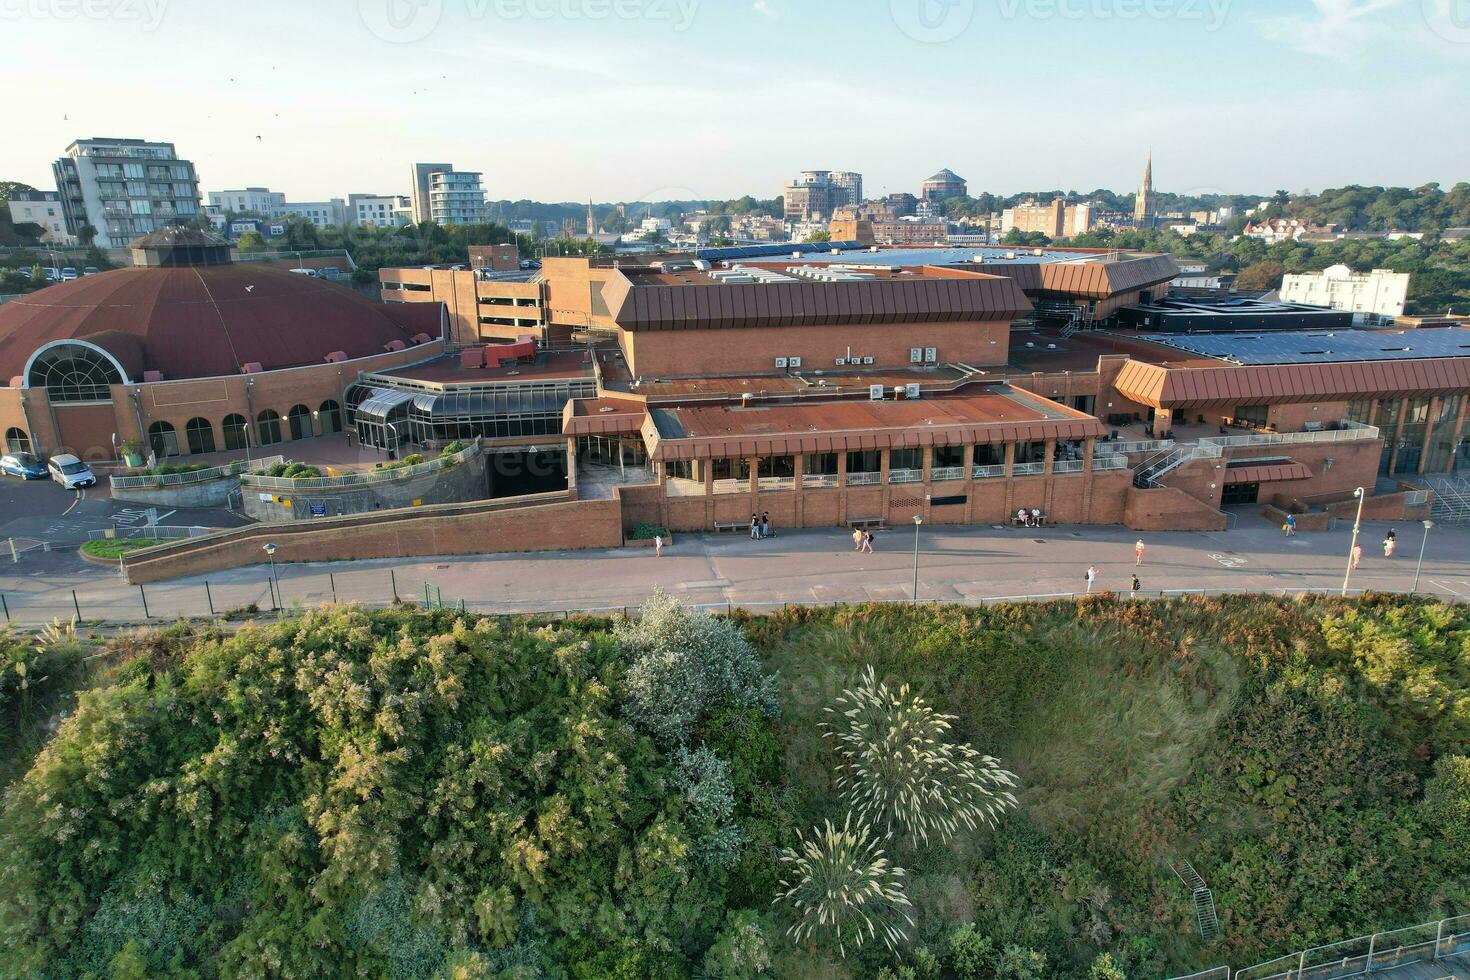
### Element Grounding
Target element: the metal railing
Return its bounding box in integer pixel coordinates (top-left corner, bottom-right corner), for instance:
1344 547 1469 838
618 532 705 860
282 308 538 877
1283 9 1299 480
1206 420 1379 450
86 525 213 541
888 468 923 484
711 478 746 495
802 473 839 488
930 466 965 482
241 445 478 491
110 455 285 490
1012 461 1045 476
972 464 1006 479
757 476 795 491
1092 455 1127 471
1052 459 1085 473
1096 438 1174 456
847 471 881 486
1176 912 1470 980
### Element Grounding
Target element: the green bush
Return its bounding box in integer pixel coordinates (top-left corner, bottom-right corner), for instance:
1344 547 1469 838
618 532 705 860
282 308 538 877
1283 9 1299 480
629 522 668 540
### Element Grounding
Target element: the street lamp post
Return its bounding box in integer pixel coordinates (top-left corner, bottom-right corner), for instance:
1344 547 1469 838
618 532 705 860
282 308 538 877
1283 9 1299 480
911 515 923 606
1412 519 1435 594
1340 487 1365 597
263 542 279 609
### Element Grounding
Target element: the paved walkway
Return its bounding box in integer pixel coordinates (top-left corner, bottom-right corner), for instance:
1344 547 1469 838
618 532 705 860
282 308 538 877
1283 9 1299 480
2 514 1467 628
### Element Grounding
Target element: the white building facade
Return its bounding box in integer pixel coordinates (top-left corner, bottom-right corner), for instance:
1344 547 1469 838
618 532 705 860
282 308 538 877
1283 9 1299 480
7 191 74 244
52 138 202 248
1279 264 1410 322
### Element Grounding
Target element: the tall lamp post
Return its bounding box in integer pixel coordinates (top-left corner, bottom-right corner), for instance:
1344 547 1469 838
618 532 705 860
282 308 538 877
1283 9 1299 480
1340 486 1365 597
1412 519 1435 594
263 542 280 609
911 515 923 606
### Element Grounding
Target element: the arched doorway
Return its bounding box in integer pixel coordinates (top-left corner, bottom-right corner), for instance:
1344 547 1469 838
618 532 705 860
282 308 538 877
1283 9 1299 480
222 414 249 451
185 417 216 455
257 409 282 445
148 421 180 458
318 399 343 435
3 427 29 453
287 404 312 440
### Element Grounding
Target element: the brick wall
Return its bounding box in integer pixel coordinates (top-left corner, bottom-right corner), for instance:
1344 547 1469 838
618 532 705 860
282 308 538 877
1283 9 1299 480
1124 484 1227 531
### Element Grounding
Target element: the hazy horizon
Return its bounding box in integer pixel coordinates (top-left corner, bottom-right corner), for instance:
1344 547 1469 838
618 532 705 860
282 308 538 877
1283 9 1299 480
5 0 1469 203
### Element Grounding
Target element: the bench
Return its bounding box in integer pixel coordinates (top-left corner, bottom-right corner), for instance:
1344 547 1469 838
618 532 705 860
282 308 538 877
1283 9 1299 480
1012 514 1047 528
714 521 748 533
847 517 884 530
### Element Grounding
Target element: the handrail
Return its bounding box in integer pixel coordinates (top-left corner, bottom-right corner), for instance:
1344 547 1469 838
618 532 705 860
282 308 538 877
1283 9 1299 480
110 455 285 490
241 445 479 491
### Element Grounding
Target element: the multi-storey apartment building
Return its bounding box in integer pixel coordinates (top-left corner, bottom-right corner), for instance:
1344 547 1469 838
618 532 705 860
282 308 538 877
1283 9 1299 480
348 193 411 227
1279 265 1410 322
52 138 202 247
6 191 73 244
428 170 488 225
206 187 286 215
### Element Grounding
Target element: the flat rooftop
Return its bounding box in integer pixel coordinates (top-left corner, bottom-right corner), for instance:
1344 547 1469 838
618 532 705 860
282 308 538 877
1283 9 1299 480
1140 327 1470 366
381 349 594 385
601 364 983 402
619 263 975 287
999 327 1222 374
652 386 1078 441
699 244 1137 267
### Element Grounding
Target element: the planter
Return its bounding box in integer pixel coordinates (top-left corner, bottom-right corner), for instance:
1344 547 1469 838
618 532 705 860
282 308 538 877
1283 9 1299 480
121 450 144 468
623 532 672 548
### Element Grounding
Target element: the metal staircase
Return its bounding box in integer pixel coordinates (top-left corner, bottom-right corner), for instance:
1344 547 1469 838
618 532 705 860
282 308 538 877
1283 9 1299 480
1172 861 1221 942
1423 474 1470 524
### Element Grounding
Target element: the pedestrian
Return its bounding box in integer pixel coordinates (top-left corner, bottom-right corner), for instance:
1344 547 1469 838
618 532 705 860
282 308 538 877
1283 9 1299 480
1134 539 1145 565
1284 513 1297 537
750 514 760 540
1131 574 1141 595
1085 564 1098 594
1031 507 1042 527
1386 527 1397 544
1352 543 1363 568
1383 535 1396 558
761 512 771 539
853 526 864 551
654 533 664 558
862 529 874 554
1017 507 1029 527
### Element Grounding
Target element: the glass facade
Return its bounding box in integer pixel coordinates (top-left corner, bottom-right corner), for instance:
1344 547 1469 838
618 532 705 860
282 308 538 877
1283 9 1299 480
27 343 124 402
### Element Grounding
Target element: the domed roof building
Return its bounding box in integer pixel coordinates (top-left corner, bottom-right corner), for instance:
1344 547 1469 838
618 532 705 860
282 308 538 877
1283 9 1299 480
0 231 444 461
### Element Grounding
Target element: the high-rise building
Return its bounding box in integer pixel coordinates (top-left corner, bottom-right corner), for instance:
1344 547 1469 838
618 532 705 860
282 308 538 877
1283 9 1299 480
52 138 202 247
428 170 488 225
829 170 863 208
1134 153 1154 228
783 169 861 222
921 168 967 202
1002 197 1096 239
886 192 919 218
348 193 412 227
409 162 453 223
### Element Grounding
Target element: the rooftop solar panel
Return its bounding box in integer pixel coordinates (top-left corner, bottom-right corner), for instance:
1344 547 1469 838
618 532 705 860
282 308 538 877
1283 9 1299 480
1140 328 1470 365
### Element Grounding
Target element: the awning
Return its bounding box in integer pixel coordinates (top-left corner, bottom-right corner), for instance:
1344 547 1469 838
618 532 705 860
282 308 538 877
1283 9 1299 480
355 388 417 420
1224 462 1313 484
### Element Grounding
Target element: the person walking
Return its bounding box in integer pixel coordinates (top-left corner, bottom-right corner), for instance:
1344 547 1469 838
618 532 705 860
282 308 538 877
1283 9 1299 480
760 512 771 539
750 514 760 541
1284 513 1297 537
1134 539 1145 565
1383 535 1396 558
1131 574 1141 596
1085 565 1098 594
1352 543 1363 569
654 533 664 558
853 526 864 551
861 529 875 554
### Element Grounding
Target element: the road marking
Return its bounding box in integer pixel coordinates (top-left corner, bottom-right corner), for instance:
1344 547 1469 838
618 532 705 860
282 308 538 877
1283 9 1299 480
1428 580 1469 598
1208 553 1248 568
154 509 176 524
62 489 84 515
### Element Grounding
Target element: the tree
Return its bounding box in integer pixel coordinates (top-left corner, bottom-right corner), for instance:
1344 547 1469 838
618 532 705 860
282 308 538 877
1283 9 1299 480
803 230 831 244
774 815 914 958
236 230 267 253
77 225 98 247
824 666 1018 847
1235 260 1286 292
1001 229 1051 247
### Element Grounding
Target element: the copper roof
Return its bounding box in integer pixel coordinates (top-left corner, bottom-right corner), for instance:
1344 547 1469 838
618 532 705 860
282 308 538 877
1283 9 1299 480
646 389 1104 460
563 397 646 435
1114 357 1470 408
1225 462 1313 484
607 271 1031 331
956 253 1178 299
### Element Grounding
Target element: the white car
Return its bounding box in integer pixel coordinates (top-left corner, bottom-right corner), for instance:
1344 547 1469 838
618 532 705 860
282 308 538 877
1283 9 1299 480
47 453 97 489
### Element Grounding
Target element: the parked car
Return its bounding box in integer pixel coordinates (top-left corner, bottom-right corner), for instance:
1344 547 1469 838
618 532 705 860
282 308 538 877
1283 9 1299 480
82 266 100 276
0 452 47 479
60 267 79 281
41 267 61 281
288 267 318 277
47 453 96 489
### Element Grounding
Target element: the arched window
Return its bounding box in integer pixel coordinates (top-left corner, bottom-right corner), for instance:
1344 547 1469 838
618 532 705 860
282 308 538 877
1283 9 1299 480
318 399 343 435
343 383 375 426
25 342 126 402
257 409 282 445
185 417 216 455
148 420 180 458
222 413 249 451
287 404 312 440
4 427 30 453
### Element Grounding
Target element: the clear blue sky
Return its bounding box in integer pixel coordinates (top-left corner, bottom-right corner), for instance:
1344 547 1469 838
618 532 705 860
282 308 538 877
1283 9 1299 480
4 0 1467 203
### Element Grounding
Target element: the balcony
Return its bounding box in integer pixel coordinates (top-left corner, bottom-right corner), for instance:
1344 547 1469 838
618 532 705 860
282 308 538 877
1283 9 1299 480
847 471 881 486
1052 459 1084 474
888 468 923 484
758 476 795 491
931 466 966 482
972 464 1006 480
712 478 747 495
802 473 839 488
1012 461 1046 476
1092 455 1127 472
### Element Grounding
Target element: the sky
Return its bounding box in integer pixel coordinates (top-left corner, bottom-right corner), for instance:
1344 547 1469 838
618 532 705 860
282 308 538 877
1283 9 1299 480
3 0 1468 204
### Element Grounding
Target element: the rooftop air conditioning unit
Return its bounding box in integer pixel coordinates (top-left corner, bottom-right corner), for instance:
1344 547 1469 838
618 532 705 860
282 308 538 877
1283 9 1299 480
905 383 921 399
924 347 937 362
869 384 885 400
862 356 873 365
835 357 847 366
788 356 802 368
775 356 788 368
910 347 924 363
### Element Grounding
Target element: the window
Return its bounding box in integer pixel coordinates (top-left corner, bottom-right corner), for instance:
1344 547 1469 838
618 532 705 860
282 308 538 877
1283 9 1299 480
4 427 29 453
148 421 180 458
1014 441 1047 465
846 450 881 475
1233 404 1269 427
889 448 922 472
973 443 1003 467
711 457 750 481
26 343 124 401
318 399 342 435
803 453 837 476
287 404 312 440
931 445 964 469
185 417 216 455
222 413 249 450
758 455 795 478
257 409 282 445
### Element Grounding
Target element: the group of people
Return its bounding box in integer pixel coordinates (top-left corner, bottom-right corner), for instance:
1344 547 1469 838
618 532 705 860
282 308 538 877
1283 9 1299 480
851 526 875 553
1016 508 1044 527
1350 527 1399 568
749 513 773 540
1082 543 1148 595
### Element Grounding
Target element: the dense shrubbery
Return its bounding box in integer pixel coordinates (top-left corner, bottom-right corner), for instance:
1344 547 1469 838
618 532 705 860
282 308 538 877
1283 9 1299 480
1 594 1467 978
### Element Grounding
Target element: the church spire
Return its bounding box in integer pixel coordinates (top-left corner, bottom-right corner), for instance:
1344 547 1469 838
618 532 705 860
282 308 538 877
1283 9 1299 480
1134 151 1154 228
586 199 596 237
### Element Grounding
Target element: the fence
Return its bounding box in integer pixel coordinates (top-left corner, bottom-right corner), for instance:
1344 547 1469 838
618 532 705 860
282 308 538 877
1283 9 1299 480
0 579 1454 632
240 444 478 491
109 455 285 490
85 525 213 542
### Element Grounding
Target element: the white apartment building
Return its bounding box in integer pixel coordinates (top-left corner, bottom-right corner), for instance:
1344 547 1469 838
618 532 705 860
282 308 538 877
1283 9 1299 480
273 199 347 228
52 138 202 247
347 193 411 228
207 187 286 214
7 191 74 244
428 171 488 225
1279 264 1410 322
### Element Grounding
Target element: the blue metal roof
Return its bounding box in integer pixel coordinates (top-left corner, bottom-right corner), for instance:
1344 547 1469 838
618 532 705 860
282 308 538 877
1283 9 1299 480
1141 328 1470 365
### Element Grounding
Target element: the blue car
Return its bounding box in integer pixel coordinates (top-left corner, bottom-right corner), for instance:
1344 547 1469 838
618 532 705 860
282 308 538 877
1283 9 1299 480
0 452 47 479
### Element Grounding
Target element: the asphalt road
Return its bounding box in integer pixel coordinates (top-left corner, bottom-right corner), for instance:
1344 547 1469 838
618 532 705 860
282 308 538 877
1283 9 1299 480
1 510 1466 628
